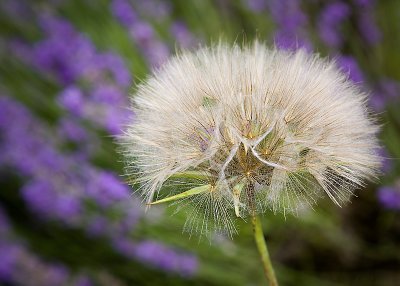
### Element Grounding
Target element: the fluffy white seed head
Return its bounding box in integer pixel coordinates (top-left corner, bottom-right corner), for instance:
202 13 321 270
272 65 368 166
120 42 380 236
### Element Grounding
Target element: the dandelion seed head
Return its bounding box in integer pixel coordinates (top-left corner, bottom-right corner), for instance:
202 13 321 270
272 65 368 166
120 42 380 236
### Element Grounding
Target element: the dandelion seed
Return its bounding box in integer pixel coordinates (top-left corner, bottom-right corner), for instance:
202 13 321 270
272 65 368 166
120 41 380 237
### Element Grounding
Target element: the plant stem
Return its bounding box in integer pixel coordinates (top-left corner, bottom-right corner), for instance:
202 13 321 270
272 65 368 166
251 213 279 286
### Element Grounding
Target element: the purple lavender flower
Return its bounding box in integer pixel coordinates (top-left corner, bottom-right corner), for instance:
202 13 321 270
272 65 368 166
39 14 76 37
114 207 141 234
8 40 33 64
1 7 198 272
112 237 137 258
139 0 171 20
353 0 375 7
1 97 133 230
111 1 170 67
91 84 125 105
134 240 198 276
95 53 131 88
21 180 58 218
0 244 21 282
57 84 132 134
0 96 30 130
370 91 387 111
36 147 67 174
74 275 93 286
55 194 82 219
103 108 131 135
27 16 134 135
111 237 198 277
377 147 392 174
243 0 268 12
0 0 32 21
134 241 177 270
357 10 381 45
337 55 364 83
378 186 400 210
171 22 197 49
12 14 131 92
370 79 400 111
58 118 88 142
146 41 170 67
110 0 137 26
0 239 77 285
274 31 312 52
268 0 307 28
378 79 400 99
0 98 65 176
33 38 78 84
86 216 109 237
58 86 85 115
0 242 75 286
179 255 198 277
86 171 130 207
45 264 70 285
318 2 351 48
352 0 381 45
268 0 311 51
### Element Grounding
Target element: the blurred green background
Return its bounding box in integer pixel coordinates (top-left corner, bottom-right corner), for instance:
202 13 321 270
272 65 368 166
0 0 399 285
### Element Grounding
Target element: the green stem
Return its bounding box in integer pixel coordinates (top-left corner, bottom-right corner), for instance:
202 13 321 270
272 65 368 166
251 213 279 286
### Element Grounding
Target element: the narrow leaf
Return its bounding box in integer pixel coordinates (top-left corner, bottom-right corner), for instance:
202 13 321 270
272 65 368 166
168 171 211 181
148 184 211 205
